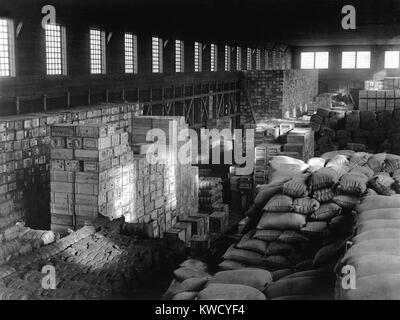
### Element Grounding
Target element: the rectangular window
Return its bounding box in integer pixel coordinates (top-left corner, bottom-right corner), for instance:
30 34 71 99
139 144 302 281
342 51 371 69
211 43 217 72
385 51 400 69
0 18 15 77
90 28 106 74
301 52 329 69
236 46 242 71
342 51 356 69
315 52 329 69
301 52 314 69
152 36 163 73
247 48 252 70
256 49 261 70
175 40 184 73
265 50 269 70
356 51 371 69
45 24 67 76
224 45 231 71
124 33 137 74
194 42 202 72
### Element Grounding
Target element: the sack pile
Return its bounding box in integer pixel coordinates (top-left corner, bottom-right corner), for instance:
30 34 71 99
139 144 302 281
0 224 57 266
220 151 400 299
336 194 400 300
164 259 269 300
0 219 186 300
311 108 400 155
198 178 224 212
163 259 211 300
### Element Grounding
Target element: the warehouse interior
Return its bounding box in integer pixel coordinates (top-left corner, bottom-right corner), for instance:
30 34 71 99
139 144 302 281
1 0 400 301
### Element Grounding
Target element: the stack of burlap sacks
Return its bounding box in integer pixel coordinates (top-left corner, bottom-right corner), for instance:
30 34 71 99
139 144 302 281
311 108 400 156
335 154 400 300
164 259 269 300
0 218 186 300
216 155 360 299
163 152 400 300
0 224 57 266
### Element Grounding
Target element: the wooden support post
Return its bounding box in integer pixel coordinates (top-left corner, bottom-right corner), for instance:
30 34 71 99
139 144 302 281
162 87 165 116
149 86 153 116
87 89 91 106
66 91 71 108
172 85 176 116
15 97 20 115
43 94 47 111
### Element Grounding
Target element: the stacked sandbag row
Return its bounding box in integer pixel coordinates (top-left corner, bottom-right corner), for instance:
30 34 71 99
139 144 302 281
336 194 400 300
311 108 400 155
1 219 186 300
198 177 224 210
0 225 96 300
0 224 57 266
222 153 375 299
163 259 211 300
222 173 354 266
164 259 268 300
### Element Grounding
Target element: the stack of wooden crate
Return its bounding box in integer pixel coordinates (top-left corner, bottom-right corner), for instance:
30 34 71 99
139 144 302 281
365 80 383 91
0 114 52 231
283 127 314 162
254 143 268 186
198 177 229 237
383 77 400 90
130 116 199 245
49 123 135 233
240 70 318 124
0 103 143 236
358 90 400 111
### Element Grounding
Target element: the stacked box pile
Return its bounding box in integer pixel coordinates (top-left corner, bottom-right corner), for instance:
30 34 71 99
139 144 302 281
198 178 224 213
382 77 400 90
132 116 197 217
240 70 318 124
364 80 383 91
311 108 400 155
254 144 269 185
244 122 314 186
49 123 135 233
130 116 199 244
358 90 399 111
0 220 186 300
244 122 294 145
128 155 181 241
0 114 52 232
283 128 314 162
198 177 229 235
0 103 143 235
